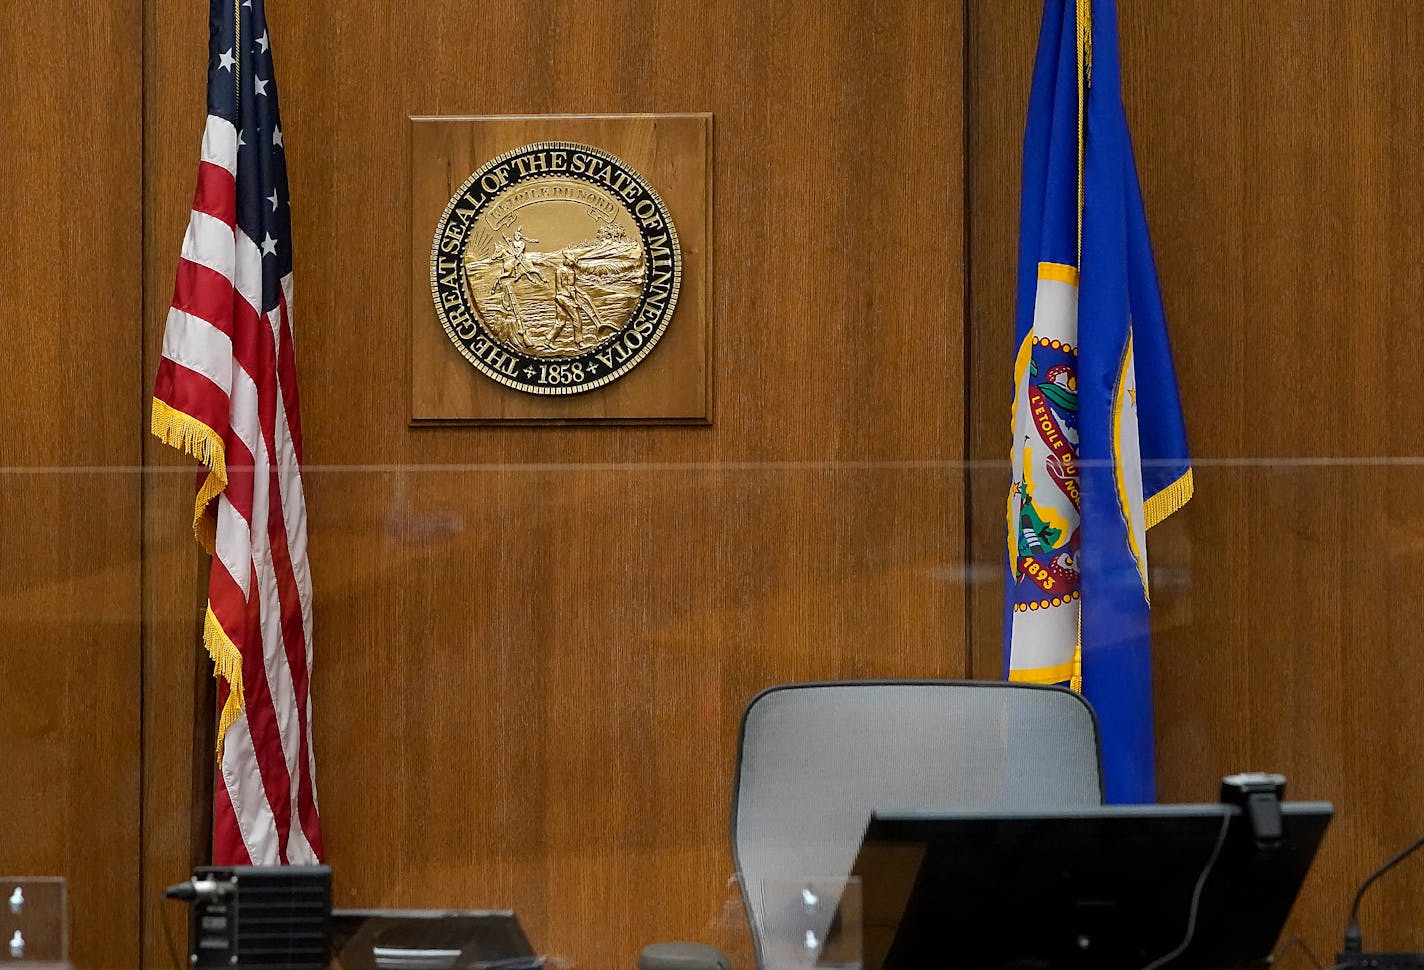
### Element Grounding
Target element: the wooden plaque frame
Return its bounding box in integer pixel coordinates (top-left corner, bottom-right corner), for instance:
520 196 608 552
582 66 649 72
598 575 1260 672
408 114 713 425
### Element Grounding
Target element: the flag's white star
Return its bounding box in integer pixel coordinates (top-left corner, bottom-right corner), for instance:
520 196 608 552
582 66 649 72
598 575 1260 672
257 30 270 53
268 189 280 212
272 125 283 148
260 233 278 256
254 76 269 96
218 48 236 72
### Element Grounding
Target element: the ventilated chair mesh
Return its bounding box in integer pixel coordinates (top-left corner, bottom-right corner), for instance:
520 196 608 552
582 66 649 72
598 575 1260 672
732 682 1102 960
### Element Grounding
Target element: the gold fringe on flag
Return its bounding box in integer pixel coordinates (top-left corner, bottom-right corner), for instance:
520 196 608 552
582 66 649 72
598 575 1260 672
1075 0 1093 265
1144 468 1195 529
1072 469 1196 693
1071 606 1083 693
204 606 246 762
151 397 227 554
153 397 243 755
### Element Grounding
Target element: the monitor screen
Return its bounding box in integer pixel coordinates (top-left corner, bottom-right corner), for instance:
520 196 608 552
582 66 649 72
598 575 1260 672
850 802 1332 970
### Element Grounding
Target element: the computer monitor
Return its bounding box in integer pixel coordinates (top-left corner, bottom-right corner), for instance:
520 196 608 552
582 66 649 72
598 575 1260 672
329 909 543 970
849 802 1332 970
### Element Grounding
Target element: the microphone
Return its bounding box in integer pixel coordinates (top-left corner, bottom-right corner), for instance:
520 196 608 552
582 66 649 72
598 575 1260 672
1338 830 1424 967
161 878 229 902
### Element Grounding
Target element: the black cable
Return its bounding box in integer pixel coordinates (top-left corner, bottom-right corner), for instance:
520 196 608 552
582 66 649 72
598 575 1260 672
1280 935 1325 970
1343 830 1424 953
1137 809 1233 970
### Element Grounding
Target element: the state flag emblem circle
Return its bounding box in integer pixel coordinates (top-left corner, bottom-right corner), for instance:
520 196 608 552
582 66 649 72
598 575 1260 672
430 141 682 395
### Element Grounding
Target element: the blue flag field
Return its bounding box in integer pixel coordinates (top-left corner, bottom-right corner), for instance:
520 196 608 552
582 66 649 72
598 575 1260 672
1005 0 1193 804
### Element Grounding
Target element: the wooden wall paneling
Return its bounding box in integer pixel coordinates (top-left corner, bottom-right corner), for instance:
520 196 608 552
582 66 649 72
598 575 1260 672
140 3 218 968
1123 0 1424 957
1115 0 1257 808
144 1 966 967
0 3 144 969
964 0 1037 683
969 0 1424 961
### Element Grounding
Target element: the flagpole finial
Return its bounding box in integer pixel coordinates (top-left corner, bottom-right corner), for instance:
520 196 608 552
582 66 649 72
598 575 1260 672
1076 0 1094 89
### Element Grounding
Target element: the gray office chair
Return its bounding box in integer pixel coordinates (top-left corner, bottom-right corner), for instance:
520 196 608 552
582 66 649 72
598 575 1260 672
641 679 1103 970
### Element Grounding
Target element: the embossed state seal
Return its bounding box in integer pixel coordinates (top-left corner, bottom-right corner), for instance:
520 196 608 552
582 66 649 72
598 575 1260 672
430 142 681 394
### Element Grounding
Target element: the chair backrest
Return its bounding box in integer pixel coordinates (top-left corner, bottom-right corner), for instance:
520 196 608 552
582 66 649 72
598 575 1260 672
730 680 1102 965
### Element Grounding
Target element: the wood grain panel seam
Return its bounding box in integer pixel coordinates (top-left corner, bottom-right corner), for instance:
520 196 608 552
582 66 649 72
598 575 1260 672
961 0 980 682
137 2 151 965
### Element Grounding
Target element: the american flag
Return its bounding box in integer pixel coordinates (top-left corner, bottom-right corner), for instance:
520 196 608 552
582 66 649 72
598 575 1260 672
151 0 322 866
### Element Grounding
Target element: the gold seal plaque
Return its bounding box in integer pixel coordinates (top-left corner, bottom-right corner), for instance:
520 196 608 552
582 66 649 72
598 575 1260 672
430 142 682 395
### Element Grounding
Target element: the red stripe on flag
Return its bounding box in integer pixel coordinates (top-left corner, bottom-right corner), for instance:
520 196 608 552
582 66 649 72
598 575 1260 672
206 555 248 637
153 358 230 444
212 693 255 867
233 263 311 865
260 455 318 859
297 753 322 859
219 441 256 527
275 291 304 463
265 476 315 829
172 258 237 338
274 296 321 860
192 160 237 228
228 291 264 358
238 561 294 865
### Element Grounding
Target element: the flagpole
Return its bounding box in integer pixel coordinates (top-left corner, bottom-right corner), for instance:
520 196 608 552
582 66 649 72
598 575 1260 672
1070 0 1092 694
1075 0 1092 267
189 564 217 866
233 0 241 102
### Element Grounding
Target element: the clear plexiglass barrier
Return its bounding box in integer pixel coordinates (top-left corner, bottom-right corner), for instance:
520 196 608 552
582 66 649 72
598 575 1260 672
0 879 67 968
641 875 863 970
747 876 862 970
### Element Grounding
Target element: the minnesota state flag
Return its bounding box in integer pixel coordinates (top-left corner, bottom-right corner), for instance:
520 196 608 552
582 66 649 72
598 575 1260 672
1005 0 1192 803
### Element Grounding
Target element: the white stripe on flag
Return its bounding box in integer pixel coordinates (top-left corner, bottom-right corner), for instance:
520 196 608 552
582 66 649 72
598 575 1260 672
201 115 238 174
159 307 233 396
233 230 264 316
214 500 252 600
269 370 311 629
280 273 295 320
285 814 318 865
222 713 280 865
180 211 236 281
230 244 303 792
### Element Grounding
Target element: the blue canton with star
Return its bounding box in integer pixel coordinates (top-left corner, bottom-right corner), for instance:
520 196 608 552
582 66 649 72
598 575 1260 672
207 0 290 317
